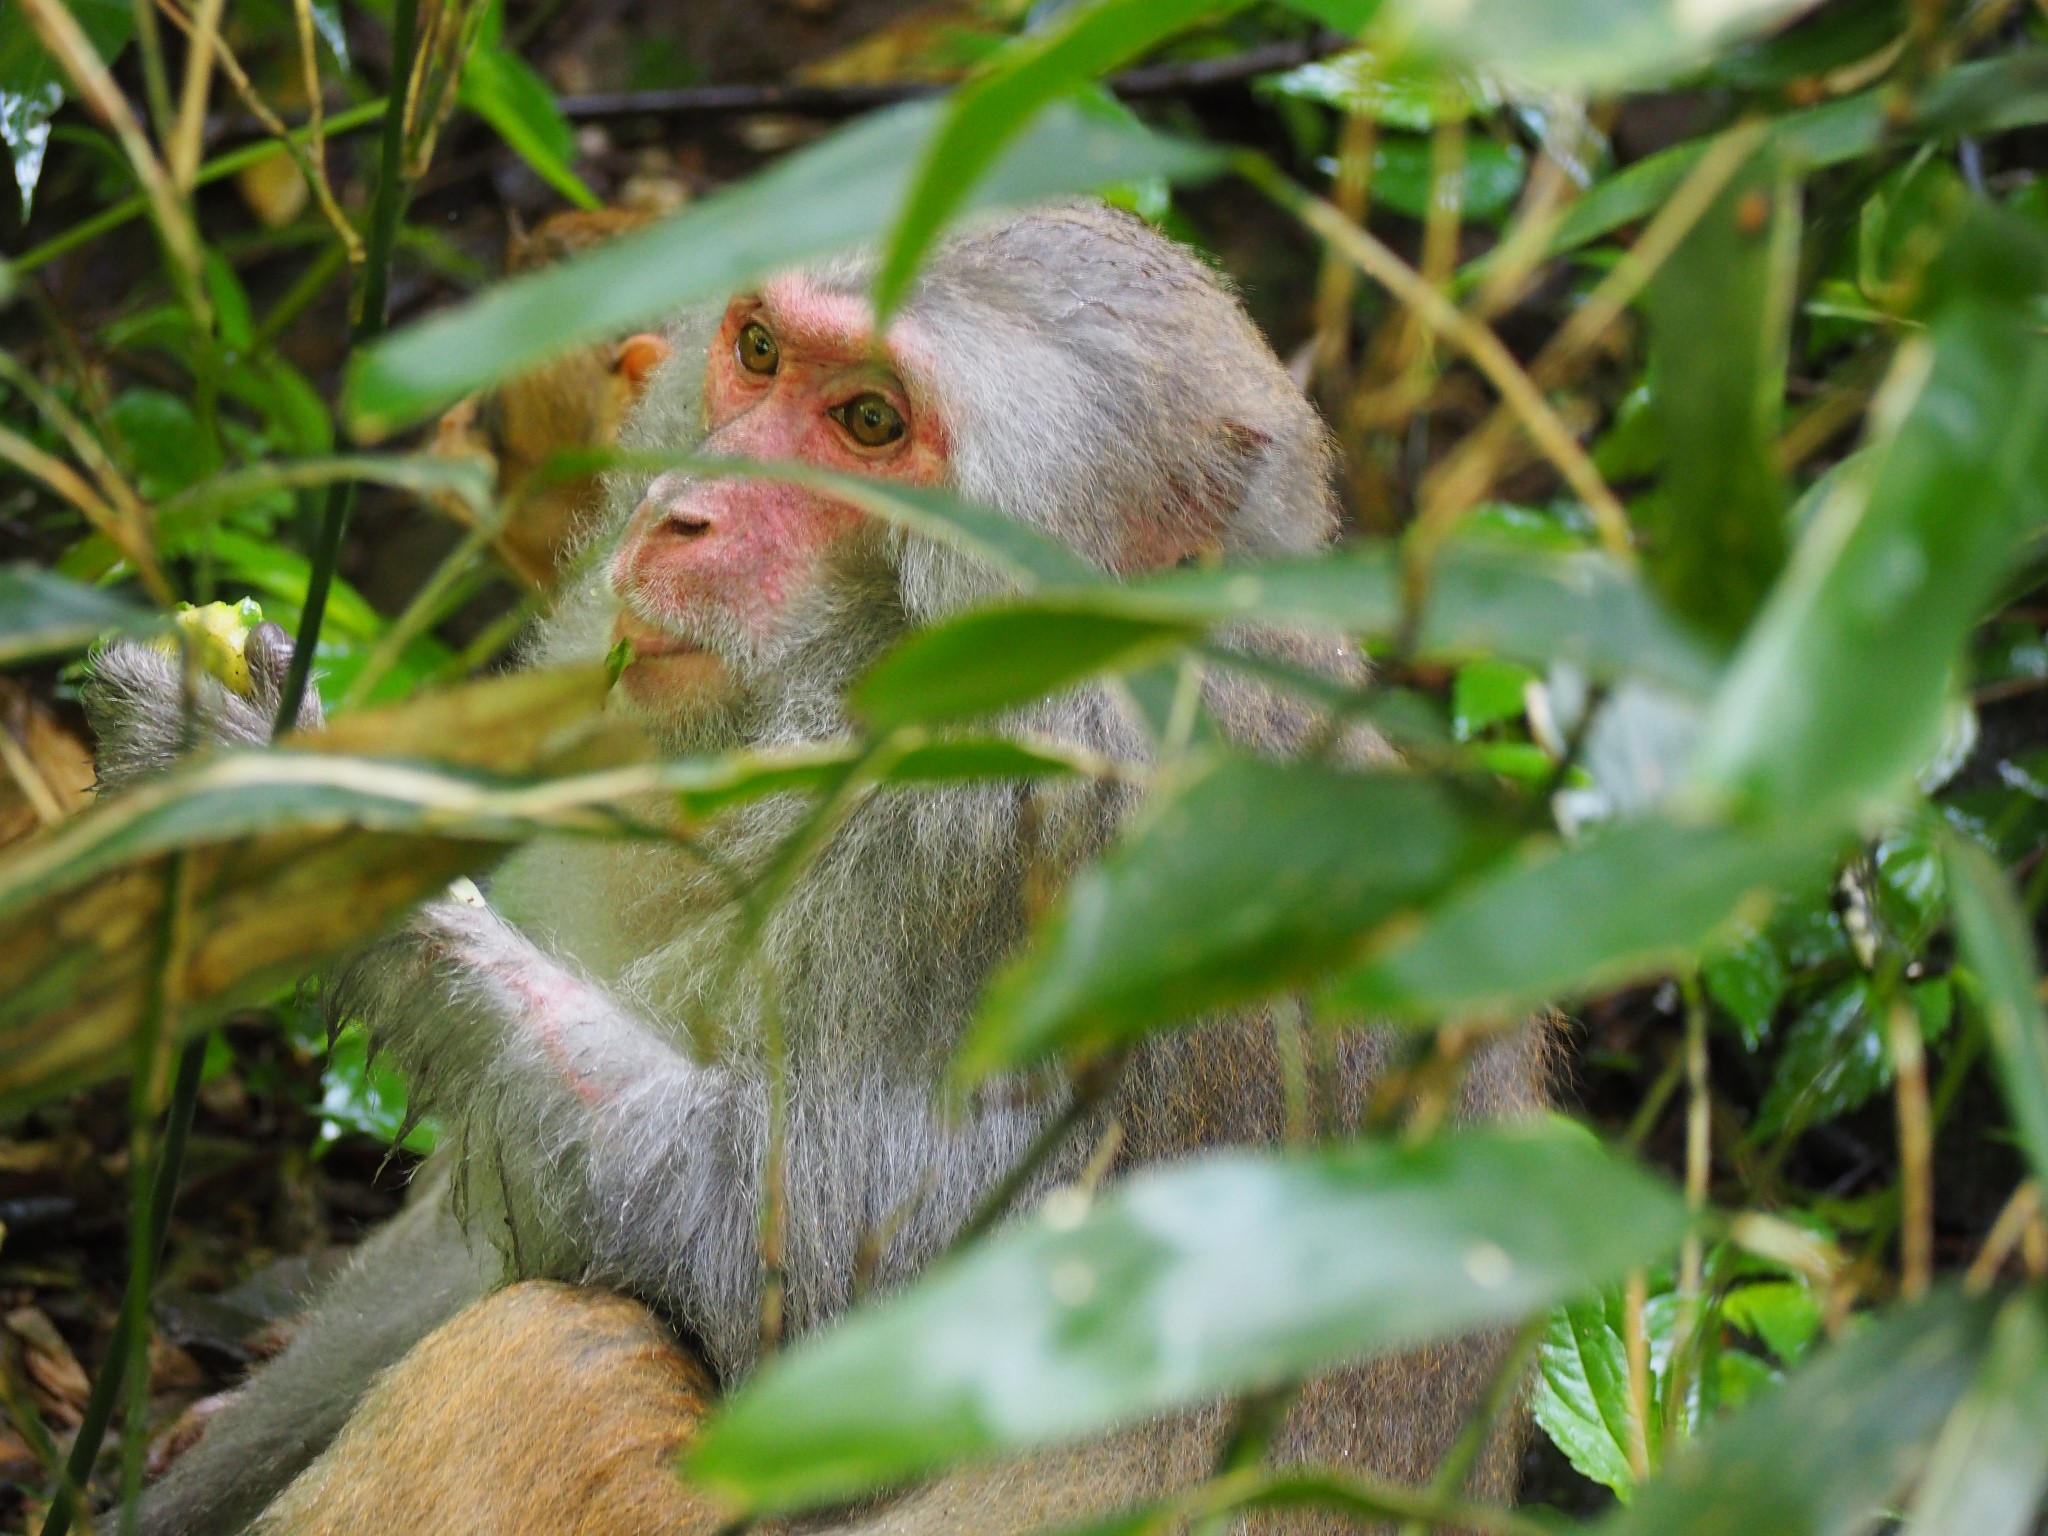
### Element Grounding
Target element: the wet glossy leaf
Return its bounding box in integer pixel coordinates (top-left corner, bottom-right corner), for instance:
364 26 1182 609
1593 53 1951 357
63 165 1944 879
959 756 1515 1078
689 1126 1690 1515
1946 833 2048 1188
875 0 1252 316
1262 48 1492 129
1690 212 2048 826
348 98 1222 436
1598 1288 1998 1536
1701 925 1787 1051
1753 978 1883 1138
1903 1290 2048 1536
1642 151 1796 644
1325 816 1840 1023
0 566 152 666
1534 1297 1640 1498
0 0 128 213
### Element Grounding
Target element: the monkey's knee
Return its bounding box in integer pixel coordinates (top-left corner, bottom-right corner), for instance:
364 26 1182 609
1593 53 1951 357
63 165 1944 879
253 1281 723 1536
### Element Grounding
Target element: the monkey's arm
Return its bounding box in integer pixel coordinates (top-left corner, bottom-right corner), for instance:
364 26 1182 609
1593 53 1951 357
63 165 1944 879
332 901 1056 1369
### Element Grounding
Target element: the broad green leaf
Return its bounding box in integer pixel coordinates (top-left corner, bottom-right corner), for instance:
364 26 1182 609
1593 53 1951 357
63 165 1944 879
875 0 1252 316
1324 815 1840 1023
459 46 600 211
1375 0 1823 90
1598 1288 1999 1536
688 1126 1689 1515
958 757 1513 1080
348 98 1223 437
1534 1298 1641 1498
0 565 152 666
1261 48 1493 130
1723 1280 1822 1366
1642 150 1796 644
1945 833 2048 1189
0 0 129 213
1903 1290 2048 1536
1690 212 2048 826
859 540 1719 731
1367 135 1526 224
1752 978 1883 1138
1700 924 1786 1050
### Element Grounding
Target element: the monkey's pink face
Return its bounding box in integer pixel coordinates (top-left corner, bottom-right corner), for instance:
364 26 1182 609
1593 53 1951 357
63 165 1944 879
608 279 949 716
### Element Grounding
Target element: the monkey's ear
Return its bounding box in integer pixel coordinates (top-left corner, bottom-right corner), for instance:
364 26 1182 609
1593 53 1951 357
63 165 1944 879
1140 421 1270 572
616 334 674 396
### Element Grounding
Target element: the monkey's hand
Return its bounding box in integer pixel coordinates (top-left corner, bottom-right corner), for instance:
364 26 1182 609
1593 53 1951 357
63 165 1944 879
82 622 324 794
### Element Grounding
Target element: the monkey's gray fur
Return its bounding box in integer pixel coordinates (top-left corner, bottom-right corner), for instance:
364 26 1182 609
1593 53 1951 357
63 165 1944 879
84 205 1549 1536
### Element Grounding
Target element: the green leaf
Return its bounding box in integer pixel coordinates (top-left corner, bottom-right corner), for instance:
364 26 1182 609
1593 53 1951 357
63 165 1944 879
875 0 1251 316
317 1024 436 1154
1903 1290 2048 1536
1324 816 1841 1023
1753 978 1883 1138
0 0 130 213
1701 924 1787 1051
688 1126 1690 1516
959 756 1514 1079
1723 1279 1822 1367
1451 658 1534 741
1527 52 2048 273
858 540 1720 731
1261 48 1491 130
1375 0 1823 90
1642 149 1796 644
347 97 1223 437
1690 212 2048 826
1945 833 2048 1189
1534 1297 1641 1499
0 565 152 666
459 46 601 212
1366 135 1526 224
1598 1288 1999 1536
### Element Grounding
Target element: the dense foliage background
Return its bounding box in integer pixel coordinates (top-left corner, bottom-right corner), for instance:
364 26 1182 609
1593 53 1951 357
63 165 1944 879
5 0 2048 1531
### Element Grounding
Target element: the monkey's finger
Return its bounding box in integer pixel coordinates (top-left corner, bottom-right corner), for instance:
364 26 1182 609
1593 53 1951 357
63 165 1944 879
245 621 325 734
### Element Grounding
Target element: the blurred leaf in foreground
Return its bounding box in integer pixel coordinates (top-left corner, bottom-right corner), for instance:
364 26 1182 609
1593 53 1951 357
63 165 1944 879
0 565 153 666
689 1125 1688 1516
347 98 1222 437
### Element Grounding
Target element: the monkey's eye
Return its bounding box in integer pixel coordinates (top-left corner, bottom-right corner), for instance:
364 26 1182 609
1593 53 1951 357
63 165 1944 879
831 392 906 449
736 321 779 376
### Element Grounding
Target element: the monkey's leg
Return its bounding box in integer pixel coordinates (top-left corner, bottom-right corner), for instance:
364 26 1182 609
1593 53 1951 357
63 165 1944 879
249 1281 722 1536
138 1165 497 1536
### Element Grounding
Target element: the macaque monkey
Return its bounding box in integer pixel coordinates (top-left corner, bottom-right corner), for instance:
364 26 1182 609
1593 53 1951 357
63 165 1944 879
431 206 667 589
85 204 1549 1536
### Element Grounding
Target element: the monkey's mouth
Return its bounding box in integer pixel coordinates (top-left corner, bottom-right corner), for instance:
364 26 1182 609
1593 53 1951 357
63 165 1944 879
610 612 726 702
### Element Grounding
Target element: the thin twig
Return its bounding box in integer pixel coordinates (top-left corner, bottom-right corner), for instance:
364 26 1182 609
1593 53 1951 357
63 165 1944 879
949 1049 1132 1253
1239 155 1633 561
1621 1269 1653 1484
166 0 227 191
152 0 363 261
1888 994 1934 1298
1965 1180 2040 1292
17 0 208 321
290 0 359 263
0 426 172 604
273 0 424 737
1309 109 1376 389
